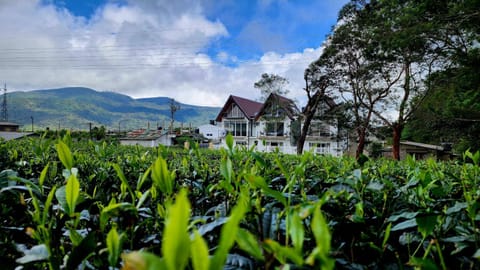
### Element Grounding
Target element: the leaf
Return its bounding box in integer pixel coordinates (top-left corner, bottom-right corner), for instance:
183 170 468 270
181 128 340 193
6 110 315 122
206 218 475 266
416 214 439 238
224 254 255 270
121 251 166 270
38 163 49 191
67 231 98 269
245 174 287 206
220 157 233 183
387 212 419 222
162 189 191 270
197 217 229 236
211 190 249 270
16 244 49 264
236 228 264 261
446 202 467 215
42 186 56 225
288 210 304 253
264 239 303 265
473 249 480 259
391 219 417 232
151 157 174 196
311 204 331 259
100 202 137 231
113 163 134 201
66 174 80 215
107 226 122 267
190 230 210 270
55 185 69 214
225 133 234 152
408 257 438 270
382 223 392 248
56 141 73 170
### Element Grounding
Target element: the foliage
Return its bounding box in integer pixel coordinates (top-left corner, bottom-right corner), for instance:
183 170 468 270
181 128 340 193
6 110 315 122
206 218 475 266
0 135 479 269
254 73 290 102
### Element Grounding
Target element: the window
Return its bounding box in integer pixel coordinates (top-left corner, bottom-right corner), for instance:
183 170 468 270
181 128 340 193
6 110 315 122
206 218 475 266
310 143 331 154
308 122 331 137
225 121 247 137
266 122 284 136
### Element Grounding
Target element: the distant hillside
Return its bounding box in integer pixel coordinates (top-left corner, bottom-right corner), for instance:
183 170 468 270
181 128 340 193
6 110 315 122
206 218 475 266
7 87 220 131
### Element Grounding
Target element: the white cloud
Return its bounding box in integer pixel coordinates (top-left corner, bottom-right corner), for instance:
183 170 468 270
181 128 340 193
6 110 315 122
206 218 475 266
0 0 331 108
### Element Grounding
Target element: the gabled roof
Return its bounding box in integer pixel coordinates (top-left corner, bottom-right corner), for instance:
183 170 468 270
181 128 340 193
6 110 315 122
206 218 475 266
255 93 300 121
215 95 263 121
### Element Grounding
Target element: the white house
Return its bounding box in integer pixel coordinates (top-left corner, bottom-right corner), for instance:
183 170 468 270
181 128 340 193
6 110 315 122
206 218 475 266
215 93 347 156
198 124 226 142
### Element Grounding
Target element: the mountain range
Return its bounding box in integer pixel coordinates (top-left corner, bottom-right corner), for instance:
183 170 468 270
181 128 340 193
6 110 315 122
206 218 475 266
6 87 221 131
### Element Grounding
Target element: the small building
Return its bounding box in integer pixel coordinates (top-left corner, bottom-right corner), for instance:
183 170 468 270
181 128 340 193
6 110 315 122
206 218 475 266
197 124 226 142
383 141 454 160
0 121 20 132
119 129 173 147
0 121 34 141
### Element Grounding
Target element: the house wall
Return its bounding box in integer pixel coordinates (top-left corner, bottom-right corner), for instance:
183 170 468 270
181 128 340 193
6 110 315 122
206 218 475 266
198 125 226 140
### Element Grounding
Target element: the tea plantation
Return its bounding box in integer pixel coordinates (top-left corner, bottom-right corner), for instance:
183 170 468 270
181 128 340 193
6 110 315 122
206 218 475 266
1 134 479 269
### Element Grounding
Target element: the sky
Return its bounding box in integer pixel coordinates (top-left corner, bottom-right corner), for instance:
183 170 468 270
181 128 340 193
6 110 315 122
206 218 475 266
0 0 348 107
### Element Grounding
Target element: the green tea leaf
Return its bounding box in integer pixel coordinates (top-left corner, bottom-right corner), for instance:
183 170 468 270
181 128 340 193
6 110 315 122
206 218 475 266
264 239 303 265
113 163 134 201
56 141 73 170
100 202 137 231
310 203 334 269
38 163 49 192
391 219 417 232
311 204 331 257
151 157 174 196
220 157 233 183
416 214 439 238
65 174 80 215
211 190 248 270
162 189 191 270
288 210 304 253
236 228 264 261
382 223 392 249
67 231 98 269
190 230 210 270
55 185 69 214
107 226 122 267
225 133 234 152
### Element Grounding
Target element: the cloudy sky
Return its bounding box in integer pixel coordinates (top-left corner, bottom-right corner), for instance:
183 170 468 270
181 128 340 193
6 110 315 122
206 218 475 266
0 0 348 107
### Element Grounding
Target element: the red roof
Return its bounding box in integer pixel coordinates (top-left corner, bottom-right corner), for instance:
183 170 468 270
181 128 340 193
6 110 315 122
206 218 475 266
216 95 263 121
255 93 300 120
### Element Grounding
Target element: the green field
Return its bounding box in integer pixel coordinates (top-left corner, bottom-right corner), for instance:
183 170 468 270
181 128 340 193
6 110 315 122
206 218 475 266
1 134 479 269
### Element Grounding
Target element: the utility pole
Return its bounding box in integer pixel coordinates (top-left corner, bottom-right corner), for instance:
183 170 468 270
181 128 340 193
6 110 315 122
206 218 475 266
1 84 7 121
31 116 34 132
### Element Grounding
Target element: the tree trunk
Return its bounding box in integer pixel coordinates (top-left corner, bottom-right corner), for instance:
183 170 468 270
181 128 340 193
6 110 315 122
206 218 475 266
296 91 324 155
392 123 403 160
355 127 366 159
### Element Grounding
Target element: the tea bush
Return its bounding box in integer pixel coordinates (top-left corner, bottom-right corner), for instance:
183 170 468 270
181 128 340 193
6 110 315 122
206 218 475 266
0 134 479 269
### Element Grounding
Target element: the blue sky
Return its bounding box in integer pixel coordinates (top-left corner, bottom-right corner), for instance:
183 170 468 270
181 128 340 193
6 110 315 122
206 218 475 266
2 0 348 106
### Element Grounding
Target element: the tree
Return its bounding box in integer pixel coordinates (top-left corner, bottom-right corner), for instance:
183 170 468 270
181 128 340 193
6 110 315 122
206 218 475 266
169 99 180 132
254 73 290 102
315 0 402 159
296 65 331 154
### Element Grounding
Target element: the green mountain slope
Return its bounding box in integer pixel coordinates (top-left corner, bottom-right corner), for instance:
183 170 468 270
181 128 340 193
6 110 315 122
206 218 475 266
7 87 220 131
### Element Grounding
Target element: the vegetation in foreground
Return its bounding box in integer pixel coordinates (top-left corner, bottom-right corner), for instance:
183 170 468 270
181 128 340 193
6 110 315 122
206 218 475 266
1 134 479 269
